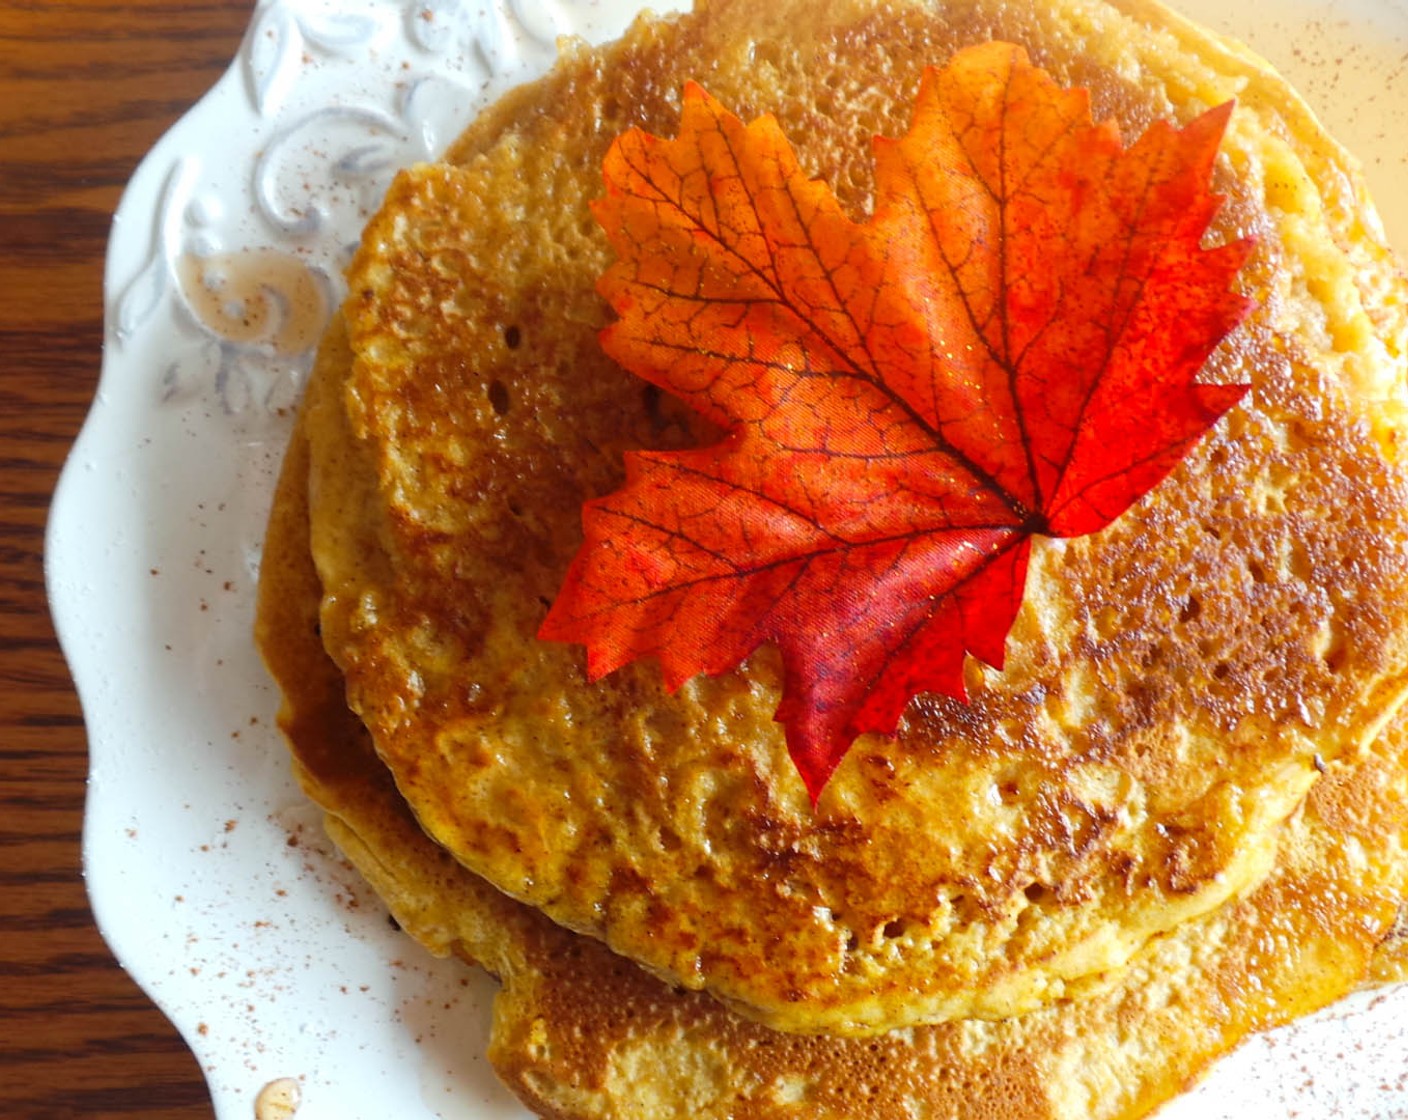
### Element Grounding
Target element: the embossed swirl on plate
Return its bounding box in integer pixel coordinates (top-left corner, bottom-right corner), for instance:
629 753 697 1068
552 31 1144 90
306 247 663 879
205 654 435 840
110 0 578 425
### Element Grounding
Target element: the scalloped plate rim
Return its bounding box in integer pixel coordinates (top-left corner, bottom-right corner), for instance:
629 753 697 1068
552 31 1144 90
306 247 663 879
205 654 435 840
45 1 1408 1118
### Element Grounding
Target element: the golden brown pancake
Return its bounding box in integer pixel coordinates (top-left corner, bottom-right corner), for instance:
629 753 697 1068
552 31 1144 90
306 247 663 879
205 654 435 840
257 392 1408 1120
295 0 1408 1036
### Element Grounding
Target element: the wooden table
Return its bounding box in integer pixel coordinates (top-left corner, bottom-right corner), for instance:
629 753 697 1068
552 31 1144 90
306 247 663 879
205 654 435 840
0 3 251 1116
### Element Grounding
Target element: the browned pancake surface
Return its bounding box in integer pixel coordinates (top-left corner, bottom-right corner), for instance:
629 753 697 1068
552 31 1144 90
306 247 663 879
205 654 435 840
302 0 1408 1035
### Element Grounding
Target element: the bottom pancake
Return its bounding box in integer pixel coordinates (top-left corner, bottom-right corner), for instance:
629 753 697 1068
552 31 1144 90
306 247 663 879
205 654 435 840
256 340 1408 1120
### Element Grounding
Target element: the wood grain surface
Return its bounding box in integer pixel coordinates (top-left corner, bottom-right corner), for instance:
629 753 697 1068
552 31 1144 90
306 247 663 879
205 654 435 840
0 3 252 1116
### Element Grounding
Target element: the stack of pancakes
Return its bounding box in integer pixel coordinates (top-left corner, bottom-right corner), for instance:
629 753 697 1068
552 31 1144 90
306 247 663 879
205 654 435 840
255 0 1408 1114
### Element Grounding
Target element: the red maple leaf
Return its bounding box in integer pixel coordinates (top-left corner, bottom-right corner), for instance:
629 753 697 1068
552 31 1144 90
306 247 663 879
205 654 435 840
540 42 1254 801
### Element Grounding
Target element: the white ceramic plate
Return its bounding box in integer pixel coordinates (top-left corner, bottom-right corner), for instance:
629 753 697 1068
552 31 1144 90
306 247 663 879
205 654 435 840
48 1 1408 1117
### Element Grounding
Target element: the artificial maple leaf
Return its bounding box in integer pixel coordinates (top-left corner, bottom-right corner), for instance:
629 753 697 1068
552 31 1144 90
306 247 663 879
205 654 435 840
539 41 1254 801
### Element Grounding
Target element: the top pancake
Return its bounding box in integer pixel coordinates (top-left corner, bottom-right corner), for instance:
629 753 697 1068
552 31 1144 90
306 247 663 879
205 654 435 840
305 0 1408 1035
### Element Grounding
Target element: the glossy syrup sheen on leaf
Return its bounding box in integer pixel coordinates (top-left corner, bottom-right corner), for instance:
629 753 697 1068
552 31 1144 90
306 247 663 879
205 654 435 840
540 41 1254 798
